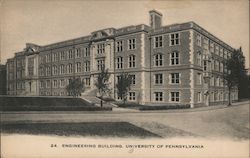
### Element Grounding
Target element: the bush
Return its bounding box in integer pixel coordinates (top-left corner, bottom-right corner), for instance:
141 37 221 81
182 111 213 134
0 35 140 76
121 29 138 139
139 104 190 110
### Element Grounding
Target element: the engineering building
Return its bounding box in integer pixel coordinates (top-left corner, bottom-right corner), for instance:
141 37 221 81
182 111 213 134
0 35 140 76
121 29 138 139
6 10 238 107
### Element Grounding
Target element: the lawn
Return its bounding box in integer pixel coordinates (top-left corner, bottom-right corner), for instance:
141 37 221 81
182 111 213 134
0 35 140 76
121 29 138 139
1 122 161 138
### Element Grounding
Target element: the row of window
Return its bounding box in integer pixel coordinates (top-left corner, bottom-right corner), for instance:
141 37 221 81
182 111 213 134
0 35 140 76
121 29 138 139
154 73 181 85
40 78 91 89
118 91 180 102
40 47 90 63
39 62 91 76
196 33 231 58
196 52 227 73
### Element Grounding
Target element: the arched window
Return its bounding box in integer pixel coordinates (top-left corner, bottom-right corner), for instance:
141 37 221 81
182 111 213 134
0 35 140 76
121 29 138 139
59 64 65 75
76 62 81 73
67 63 73 74
52 65 58 75
154 54 163 66
128 55 136 68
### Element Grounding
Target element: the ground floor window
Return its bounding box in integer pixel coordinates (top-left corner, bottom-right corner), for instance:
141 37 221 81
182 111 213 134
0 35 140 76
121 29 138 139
154 92 163 101
128 92 136 101
197 92 202 103
170 92 180 102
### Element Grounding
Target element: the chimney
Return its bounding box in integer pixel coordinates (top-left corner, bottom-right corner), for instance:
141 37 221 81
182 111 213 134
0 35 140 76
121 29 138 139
149 10 163 29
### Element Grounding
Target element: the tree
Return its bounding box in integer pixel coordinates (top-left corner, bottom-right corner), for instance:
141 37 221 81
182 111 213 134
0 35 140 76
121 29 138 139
66 78 85 97
94 67 110 107
116 72 132 104
223 47 246 105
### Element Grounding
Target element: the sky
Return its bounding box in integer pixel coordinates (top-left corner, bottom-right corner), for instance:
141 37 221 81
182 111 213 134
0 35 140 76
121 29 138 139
0 0 249 68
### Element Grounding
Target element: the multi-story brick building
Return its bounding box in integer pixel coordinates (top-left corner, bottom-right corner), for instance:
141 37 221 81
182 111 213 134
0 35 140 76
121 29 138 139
6 10 238 107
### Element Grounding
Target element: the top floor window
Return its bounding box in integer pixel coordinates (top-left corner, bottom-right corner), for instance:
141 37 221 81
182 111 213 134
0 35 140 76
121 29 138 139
215 45 219 55
154 36 163 48
45 54 51 63
52 53 58 62
128 39 136 50
68 49 74 59
84 47 90 57
60 51 65 60
170 51 179 65
210 41 214 53
97 44 105 54
76 48 81 58
196 34 201 46
170 33 180 46
203 38 209 51
154 54 163 67
116 41 123 52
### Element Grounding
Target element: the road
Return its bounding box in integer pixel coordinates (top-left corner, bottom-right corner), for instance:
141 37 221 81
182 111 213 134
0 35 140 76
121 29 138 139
1 101 249 139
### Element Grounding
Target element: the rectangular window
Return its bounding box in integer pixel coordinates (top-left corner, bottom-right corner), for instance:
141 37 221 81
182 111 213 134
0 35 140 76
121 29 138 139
84 47 90 57
196 34 201 46
76 62 81 73
171 92 180 102
116 41 123 52
68 50 73 59
155 74 163 84
46 80 50 88
52 53 58 62
130 75 135 85
128 55 136 68
197 92 202 103
203 37 209 51
76 48 81 58
97 44 105 54
129 92 136 101
170 33 180 46
210 76 214 86
215 45 219 55
60 51 65 60
128 39 136 50
171 73 180 84
85 61 90 72
154 36 163 48
170 51 179 65
60 79 65 88
116 57 123 69
53 80 58 88
85 78 90 86
210 41 214 53
154 92 163 101
197 52 202 66
154 54 163 67
97 59 105 71
197 73 202 85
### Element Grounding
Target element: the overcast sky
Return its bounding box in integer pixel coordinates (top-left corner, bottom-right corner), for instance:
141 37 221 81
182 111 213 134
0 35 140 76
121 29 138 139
0 0 249 68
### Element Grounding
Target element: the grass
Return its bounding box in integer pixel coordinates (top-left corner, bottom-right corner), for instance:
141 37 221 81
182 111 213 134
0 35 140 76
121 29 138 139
1 122 161 138
0 96 112 111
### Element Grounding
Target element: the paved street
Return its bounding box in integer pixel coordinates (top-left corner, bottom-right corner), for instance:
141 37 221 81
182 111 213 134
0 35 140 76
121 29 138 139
1 101 249 139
